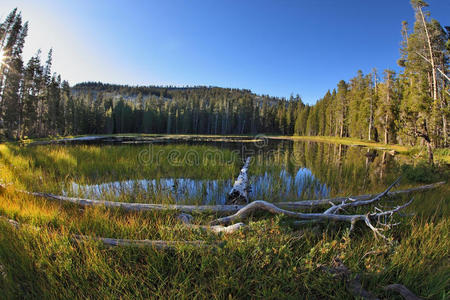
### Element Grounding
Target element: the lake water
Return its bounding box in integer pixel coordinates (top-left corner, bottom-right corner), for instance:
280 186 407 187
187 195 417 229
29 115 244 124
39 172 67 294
64 138 405 204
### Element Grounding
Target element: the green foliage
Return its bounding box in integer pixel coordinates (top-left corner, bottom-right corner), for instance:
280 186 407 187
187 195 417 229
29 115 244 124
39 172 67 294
400 161 449 183
0 185 448 299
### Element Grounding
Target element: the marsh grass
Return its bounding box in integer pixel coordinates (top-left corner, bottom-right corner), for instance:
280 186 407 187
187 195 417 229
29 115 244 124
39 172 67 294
0 144 240 201
0 182 449 299
0 140 448 298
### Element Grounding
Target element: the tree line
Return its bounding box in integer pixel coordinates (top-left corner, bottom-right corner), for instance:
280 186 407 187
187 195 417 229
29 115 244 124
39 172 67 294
0 1 448 162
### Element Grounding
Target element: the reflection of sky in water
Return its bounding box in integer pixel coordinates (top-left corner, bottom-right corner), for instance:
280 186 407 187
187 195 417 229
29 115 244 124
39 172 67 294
69 167 329 205
251 168 329 201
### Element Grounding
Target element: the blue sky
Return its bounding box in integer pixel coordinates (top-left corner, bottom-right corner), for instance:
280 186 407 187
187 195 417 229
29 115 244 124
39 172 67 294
1 0 449 104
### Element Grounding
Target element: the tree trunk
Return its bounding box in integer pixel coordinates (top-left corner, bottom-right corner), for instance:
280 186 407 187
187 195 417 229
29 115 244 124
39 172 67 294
425 139 434 164
418 6 437 102
384 114 388 144
227 157 251 204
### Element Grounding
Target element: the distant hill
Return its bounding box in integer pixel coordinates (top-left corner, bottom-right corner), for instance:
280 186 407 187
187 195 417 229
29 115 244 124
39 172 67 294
71 82 285 107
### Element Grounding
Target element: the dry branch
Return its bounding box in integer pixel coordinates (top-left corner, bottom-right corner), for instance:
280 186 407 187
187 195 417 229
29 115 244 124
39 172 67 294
323 177 401 214
177 213 245 233
72 235 211 250
279 181 444 210
211 185 415 240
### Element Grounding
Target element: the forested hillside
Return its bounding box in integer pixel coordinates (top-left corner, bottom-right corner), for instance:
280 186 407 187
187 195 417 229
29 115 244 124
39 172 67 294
70 82 300 136
0 1 448 161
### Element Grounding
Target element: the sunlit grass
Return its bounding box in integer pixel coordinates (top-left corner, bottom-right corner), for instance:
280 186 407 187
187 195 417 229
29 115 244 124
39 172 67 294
0 139 448 298
0 184 448 298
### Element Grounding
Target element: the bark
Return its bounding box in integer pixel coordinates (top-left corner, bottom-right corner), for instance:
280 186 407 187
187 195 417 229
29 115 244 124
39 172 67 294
177 214 245 234
210 198 414 240
418 6 438 101
227 157 251 204
72 235 211 250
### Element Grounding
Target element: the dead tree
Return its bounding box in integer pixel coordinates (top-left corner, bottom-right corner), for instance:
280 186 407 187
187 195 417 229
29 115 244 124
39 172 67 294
227 157 251 204
212 178 415 240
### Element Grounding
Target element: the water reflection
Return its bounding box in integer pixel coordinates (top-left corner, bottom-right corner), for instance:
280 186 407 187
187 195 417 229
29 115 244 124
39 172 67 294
68 167 329 205
65 139 407 204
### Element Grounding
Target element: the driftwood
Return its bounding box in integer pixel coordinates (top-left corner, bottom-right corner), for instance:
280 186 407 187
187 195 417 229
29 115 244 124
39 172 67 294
11 189 243 213
210 199 413 239
211 179 416 240
72 235 211 250
227 157 251 204
278 181 445 210
0 181 443 214
177 213 245 234
323 178 401 215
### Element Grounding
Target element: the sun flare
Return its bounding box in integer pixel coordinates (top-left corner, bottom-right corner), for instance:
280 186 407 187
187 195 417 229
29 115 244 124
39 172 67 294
0 48 5 64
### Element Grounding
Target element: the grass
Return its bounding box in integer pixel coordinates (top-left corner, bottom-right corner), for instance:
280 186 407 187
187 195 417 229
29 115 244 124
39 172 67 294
14 133 450 163
0 138 448 298
0 186 448 299
0 143 240 195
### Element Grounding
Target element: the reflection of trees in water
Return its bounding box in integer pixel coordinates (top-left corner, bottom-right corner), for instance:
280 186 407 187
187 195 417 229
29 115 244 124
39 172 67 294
287 141 403 196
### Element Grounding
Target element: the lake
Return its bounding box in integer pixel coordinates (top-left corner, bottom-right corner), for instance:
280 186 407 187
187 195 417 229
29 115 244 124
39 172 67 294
57 138 406 204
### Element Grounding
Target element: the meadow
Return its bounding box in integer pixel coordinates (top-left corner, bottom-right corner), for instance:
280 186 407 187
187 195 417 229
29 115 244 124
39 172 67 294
0 137 448 299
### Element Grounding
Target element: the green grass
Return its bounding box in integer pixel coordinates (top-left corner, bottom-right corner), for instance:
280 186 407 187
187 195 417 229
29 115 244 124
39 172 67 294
0 143 240 193
0 138 448 298
0 185 448 299
14 133 450 163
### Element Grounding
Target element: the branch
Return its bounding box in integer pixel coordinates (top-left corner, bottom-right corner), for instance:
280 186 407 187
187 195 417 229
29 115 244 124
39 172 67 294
72 235 212 250
177 213 245 234
210 198 414 240
323 177 401 215
415 51 450 83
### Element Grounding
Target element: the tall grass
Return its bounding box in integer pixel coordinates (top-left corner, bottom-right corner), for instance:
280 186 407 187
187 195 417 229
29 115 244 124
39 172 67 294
0 184 448 298
0 140 448 298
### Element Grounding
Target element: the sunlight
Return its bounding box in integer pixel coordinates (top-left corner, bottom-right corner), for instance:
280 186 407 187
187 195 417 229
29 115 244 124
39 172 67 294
0 48 5 66
0 48 10 69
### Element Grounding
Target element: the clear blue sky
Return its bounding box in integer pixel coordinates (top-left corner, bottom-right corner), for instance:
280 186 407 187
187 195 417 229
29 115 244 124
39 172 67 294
1 0 449 104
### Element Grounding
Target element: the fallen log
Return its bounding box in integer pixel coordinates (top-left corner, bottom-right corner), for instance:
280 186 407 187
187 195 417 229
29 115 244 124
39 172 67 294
17 190 244 213
72 235 211 250
279 181 445 210
177 213 245 234
0 181 443 214
0 216 215 250
227 157 251 205
211 179 415 240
